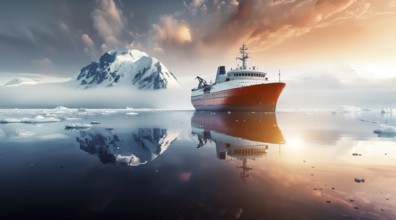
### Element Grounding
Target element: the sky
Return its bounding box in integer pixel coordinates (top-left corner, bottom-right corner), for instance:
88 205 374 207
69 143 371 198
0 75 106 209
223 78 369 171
1 0 396 108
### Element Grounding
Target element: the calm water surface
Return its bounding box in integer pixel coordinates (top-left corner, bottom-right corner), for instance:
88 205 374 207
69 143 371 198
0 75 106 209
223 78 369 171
0 109 395 219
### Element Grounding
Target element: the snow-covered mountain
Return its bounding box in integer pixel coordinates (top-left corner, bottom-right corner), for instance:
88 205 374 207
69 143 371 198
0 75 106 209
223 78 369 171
2 78 38 87
1 74 70 87
77 128 179 166
76 49 181 90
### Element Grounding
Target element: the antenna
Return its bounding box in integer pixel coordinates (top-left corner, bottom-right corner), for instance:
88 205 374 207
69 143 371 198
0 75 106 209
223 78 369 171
278 70 281 82
236 43 249 70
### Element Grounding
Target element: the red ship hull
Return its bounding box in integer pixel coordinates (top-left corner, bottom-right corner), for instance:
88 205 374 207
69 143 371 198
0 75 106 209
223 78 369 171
191 82 286 112
191 111 285 144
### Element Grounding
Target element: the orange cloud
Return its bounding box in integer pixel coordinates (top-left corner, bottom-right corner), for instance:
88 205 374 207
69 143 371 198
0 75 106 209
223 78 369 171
152 15 192 49
187 0 377 54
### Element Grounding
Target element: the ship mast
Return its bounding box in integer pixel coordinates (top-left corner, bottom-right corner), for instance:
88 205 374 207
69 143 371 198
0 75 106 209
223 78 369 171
236 43 249 70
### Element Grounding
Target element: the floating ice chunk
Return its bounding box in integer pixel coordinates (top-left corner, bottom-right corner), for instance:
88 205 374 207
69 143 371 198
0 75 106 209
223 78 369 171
0 118 22 123
65 117 81 121
54 106 70 110
373 124 396 137
24 115 62 123
116 155 143 166
65 123 92 129
337 105 361 113
126 112 138 116
0 115 62 123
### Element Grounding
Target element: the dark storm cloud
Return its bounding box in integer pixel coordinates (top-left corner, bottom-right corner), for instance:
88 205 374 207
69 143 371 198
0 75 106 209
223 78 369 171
0 0 183 76
0 0 97 75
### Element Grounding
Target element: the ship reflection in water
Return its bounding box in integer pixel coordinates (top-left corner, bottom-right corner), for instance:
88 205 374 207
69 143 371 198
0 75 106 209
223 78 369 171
191 111 284 182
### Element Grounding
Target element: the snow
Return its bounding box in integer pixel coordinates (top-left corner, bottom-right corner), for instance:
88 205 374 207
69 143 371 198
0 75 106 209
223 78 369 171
65 123 92 129
373 124 396 137
111 49 148 63
158 132 180 155
337 105 361 113
2 78 38 87
115 155 145 167
76 49 182 90
1 74 71 87
0 115 62 123
54 106 71 110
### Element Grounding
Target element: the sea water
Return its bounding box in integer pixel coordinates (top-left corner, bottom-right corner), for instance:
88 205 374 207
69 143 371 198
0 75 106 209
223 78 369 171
0 109 395 219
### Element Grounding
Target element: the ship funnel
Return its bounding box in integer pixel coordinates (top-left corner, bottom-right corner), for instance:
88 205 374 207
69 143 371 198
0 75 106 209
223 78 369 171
215 66 226 83
217 66 226 75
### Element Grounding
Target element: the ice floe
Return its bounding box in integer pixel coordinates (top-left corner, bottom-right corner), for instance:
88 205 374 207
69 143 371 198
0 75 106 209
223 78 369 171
126 112 138 116
0 115 62 124
65 117 82 121
373 124 396 137
65 123 92 129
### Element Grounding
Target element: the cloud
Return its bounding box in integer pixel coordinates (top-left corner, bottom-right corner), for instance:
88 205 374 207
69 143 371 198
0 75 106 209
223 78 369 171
153 46 165 54
152 15 192 48
31 57 55 74
81 34 97 58
82 34 95 48
31 58 53 68
271 0 296 6
91 0 126 50
184 0 208 15
198 0 372 53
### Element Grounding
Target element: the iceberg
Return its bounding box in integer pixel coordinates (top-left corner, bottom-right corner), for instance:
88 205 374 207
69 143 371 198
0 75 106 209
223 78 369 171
373 124 396 137
65 123 92 129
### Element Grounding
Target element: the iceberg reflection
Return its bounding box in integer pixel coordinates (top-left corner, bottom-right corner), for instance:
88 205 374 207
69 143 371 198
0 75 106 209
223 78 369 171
191 112 285 181
77 127 179 166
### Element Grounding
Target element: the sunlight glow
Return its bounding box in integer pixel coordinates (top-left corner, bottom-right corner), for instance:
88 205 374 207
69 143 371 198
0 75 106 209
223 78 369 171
288 136 302 150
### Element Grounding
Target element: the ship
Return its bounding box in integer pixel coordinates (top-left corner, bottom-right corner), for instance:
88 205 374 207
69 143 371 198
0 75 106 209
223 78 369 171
191 44 286 112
